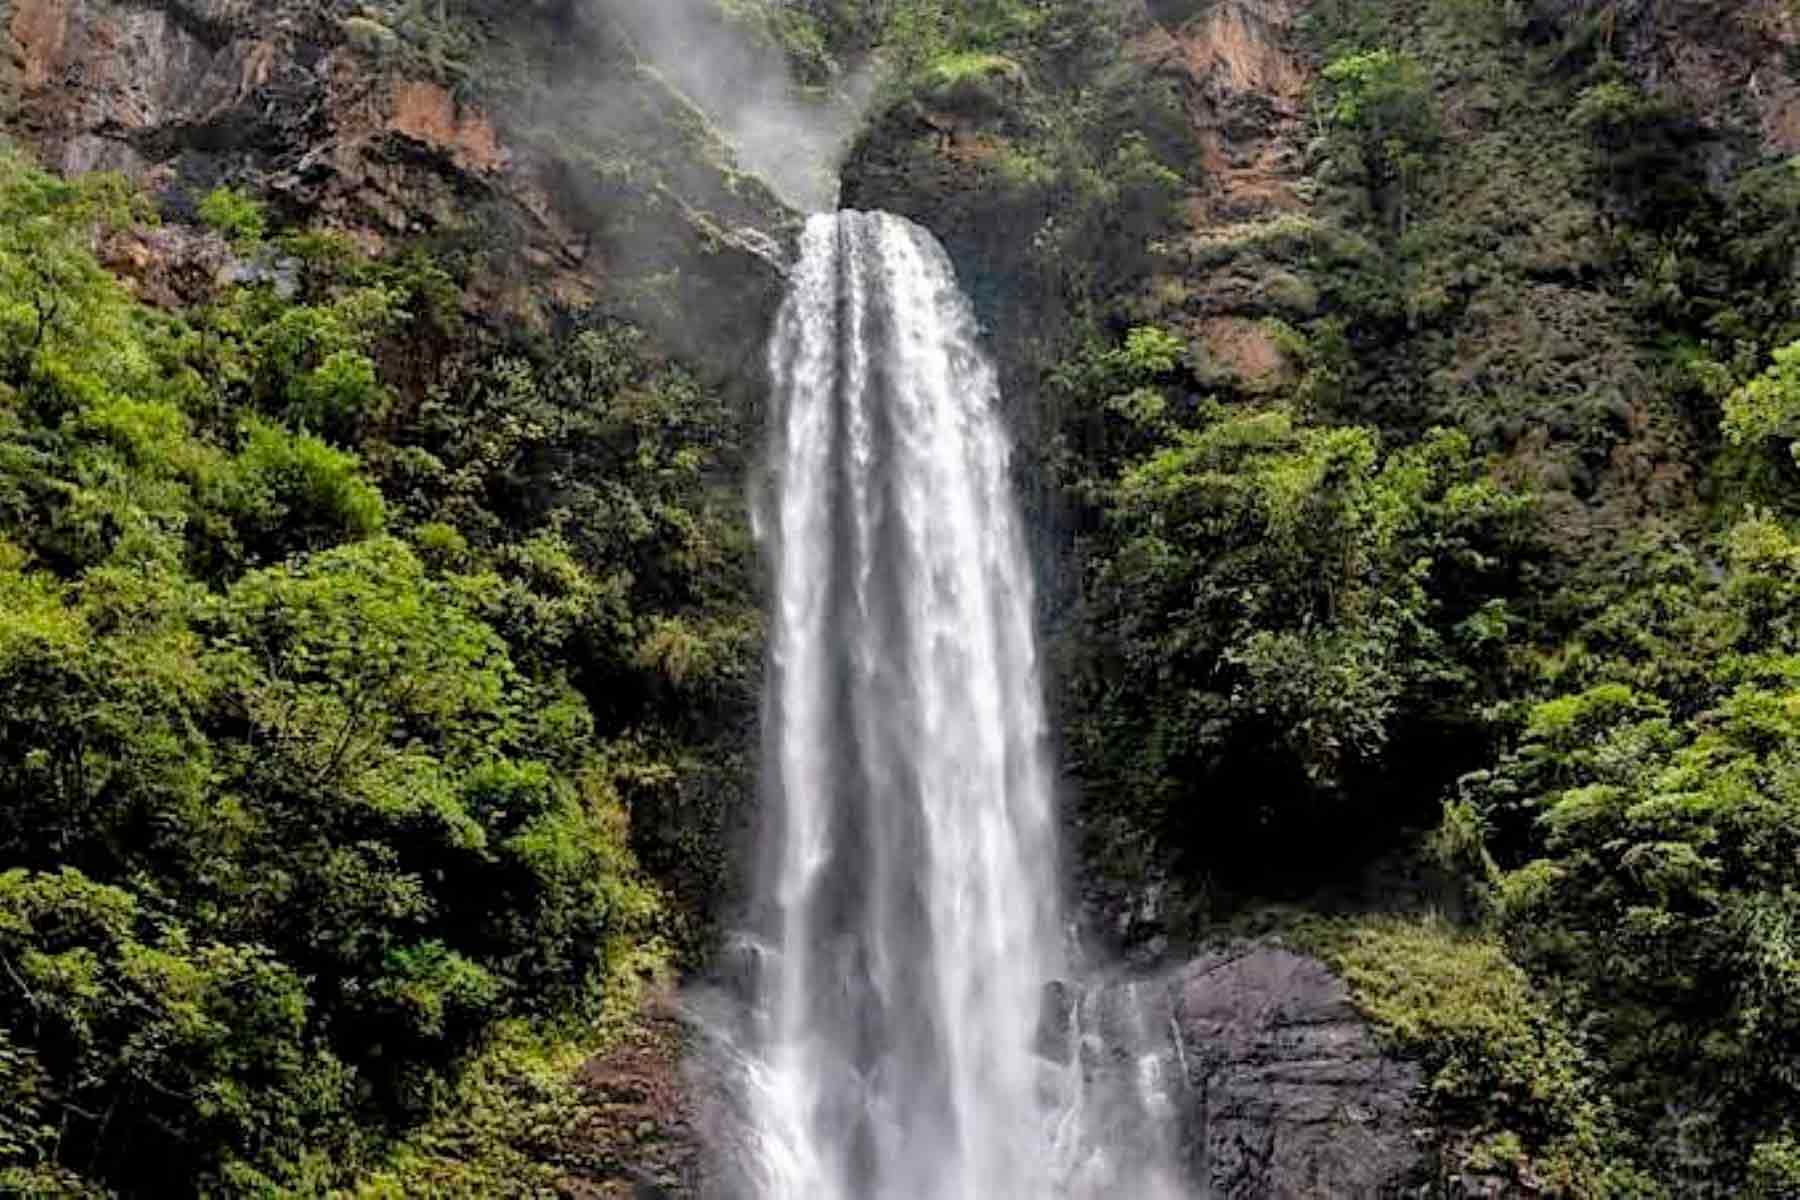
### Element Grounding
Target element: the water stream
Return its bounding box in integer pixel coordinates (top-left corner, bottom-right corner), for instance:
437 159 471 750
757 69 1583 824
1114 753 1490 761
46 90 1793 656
711 210 1186 1199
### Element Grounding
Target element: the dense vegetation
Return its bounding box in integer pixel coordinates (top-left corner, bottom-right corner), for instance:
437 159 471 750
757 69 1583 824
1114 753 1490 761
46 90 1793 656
0 146 756 1193
994 0 1800 1193
836 0 1800 1192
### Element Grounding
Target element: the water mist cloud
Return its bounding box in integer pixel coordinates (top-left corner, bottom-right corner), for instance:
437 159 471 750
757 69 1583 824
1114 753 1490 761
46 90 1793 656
599 0 877 213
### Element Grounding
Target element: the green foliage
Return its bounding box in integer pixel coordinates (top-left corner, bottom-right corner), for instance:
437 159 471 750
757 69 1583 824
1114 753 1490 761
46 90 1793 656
1319 49 1438 233
1320 49 1433 134
1323 917 1655 1194
1726 340 1800 462
1567 71 1706 227
345 0 484 82
342 14 403 58
0 868 351 1193
1113 324 1186 379
213 419 387 564
0 141 751 1194
196 186 266 247
352 1027 586 1197
1567 79 1649 134
1063 314 1536 900
1452 511 1800 1188
1749 1134 1800 1199
0 148 140 387
872 0 1054 74
714 0 837 82
381 320 761 938
1093 414 1525 789
925 49 1019 84
851 0 1800 1192
919 51 1025 115
843 0 1191 412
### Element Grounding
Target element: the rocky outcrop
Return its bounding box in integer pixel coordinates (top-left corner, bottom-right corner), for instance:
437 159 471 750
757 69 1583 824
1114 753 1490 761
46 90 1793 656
1128 0 1315 390
1171 947 1425 1197
95 222 235 306
1063 944 1428 1199
1551 0 1800 155
562 987 708 1199
0 0 794 382
686 942 1425 1199
1131 0 1310 225
2 0 480 235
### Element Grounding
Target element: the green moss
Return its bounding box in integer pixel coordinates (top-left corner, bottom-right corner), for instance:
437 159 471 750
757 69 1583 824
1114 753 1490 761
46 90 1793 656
341 14 401 57
924 50 1022 84
919 51 1025 116
1317 917 1658 1196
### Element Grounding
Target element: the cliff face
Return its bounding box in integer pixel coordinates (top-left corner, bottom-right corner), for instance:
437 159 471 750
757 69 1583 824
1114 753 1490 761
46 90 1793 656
1131 0 1313 386
845 0 1800 439
1073 945 1430 1199
1563 0 1800 153
0 0 792 380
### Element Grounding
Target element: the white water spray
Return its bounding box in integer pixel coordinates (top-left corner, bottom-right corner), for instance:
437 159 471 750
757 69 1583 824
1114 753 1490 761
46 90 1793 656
715 211 1187 1199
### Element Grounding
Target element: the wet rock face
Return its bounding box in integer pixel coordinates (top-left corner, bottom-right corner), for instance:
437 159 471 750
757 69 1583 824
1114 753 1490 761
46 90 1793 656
0 0 556 259
563 987 711 1200
1 0 563 301
1065 945 1427 1200
1173 948 1425 1198
4 0 328 195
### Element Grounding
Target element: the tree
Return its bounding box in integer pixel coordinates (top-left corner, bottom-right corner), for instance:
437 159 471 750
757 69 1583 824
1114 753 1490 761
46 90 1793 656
0 143 720 1194
1726 339 1800 463
1320 49 1438 234
1456 512 1800 1188
1067 348 1534 897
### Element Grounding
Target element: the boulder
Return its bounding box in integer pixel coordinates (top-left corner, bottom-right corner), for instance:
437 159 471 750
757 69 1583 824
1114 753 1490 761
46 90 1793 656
1171 946 1426 1197
1062 944 1428 1199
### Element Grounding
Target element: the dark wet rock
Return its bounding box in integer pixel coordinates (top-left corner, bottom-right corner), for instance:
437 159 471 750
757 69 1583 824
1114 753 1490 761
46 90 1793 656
1037 978 1077 1064
561 986 711 1199
1081 943 1428 1199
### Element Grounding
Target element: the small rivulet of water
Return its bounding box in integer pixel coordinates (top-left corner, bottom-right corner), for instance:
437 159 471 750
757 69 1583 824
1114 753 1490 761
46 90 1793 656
703 211 1189 1200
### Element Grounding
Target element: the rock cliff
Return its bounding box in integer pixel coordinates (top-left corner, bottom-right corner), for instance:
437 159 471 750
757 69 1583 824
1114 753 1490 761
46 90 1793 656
0 0 792 380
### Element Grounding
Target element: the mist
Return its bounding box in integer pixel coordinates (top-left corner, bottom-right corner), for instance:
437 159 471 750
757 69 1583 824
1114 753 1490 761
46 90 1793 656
599 0 878 213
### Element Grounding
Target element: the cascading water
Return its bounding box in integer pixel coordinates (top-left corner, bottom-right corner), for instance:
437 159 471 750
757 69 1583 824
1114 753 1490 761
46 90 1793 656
710 210 1187 1199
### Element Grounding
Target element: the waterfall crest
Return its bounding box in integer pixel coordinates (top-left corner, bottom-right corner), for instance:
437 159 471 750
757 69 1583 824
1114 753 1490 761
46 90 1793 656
716 210 1185 1200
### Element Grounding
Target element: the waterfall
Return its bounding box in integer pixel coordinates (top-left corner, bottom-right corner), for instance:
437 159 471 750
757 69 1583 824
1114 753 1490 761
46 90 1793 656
713 211 1186 1200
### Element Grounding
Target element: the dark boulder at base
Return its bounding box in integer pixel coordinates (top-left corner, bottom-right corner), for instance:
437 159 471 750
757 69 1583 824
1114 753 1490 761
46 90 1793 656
1177 947 1426 1198
1072 944 1428 1199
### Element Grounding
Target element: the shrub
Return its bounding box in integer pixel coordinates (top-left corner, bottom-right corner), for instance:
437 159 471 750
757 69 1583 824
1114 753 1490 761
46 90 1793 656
1326 917 1656 1194
197 186 266 247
